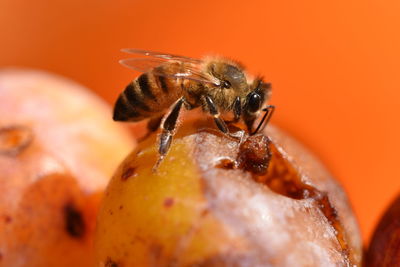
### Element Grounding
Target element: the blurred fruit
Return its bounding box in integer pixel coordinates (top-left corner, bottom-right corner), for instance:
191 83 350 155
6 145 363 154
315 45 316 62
366 194 400 267
0 69 134 267
95 119 362 267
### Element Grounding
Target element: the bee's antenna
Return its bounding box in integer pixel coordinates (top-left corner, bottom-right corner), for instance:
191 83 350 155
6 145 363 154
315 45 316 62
251 105 275 135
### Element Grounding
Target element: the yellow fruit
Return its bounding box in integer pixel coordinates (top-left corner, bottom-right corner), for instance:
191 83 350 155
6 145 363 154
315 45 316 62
95 119 362 266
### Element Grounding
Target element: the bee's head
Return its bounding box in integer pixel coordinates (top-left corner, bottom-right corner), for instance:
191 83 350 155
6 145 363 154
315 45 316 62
244 79 271 114
209 61 247 91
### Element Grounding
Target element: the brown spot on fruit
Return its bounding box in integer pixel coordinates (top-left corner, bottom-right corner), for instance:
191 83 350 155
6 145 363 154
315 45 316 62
121 167 136 181
216 134 271 174
215 158 235 169
163 197 174 208
0 125 33 156
149 243 163 262
200 209 209 218
3 215 12 224
64 202 85 238
237 134 271 175
105 257 119 267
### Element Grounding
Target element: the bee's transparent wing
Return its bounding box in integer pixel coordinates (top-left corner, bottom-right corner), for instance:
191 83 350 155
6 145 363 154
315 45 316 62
121 49 202 64
120 58 219 85
119 58 165 73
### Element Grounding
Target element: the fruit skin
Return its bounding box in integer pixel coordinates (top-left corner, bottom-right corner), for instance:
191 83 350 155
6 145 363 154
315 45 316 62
0 69 134 267
95 120 362 267
366 195 400 267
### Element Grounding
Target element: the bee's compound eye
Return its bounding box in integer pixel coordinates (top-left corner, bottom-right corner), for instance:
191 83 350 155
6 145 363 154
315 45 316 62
247 93 261 113
221 80 231 89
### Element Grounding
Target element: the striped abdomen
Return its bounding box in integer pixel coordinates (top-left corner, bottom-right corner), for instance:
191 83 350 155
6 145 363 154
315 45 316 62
113 70 182 122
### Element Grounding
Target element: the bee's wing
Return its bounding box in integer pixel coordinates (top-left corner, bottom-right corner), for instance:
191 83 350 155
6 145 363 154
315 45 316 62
120 58 220 86
119 58 164 73
121 49 202 64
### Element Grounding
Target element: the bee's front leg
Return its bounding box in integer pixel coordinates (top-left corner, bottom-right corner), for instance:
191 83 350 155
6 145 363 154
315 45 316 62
224 96 242 126
244 105 275 135
232 96 242 122
253 105 275 135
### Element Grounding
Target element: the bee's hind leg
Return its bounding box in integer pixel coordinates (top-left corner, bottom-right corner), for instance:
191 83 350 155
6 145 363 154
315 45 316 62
153 98 185 172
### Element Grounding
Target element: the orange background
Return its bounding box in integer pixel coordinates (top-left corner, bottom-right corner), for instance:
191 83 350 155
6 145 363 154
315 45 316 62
1 0 399 243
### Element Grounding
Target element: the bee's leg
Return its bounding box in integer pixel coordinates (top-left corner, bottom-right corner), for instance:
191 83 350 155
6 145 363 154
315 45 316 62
246 105 275 135
253 105 275 135
233 96 242 122
153 98 185 171
204 96 228 134
138 115 164 141
225 96 242 125
243 112 257 134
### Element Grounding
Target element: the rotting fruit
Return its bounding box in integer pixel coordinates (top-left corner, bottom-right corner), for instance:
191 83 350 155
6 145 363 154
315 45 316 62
95 118 362 267
0 69 134 267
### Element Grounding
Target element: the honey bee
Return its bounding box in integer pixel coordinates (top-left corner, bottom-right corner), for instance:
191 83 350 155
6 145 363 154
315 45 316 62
114 49 275 167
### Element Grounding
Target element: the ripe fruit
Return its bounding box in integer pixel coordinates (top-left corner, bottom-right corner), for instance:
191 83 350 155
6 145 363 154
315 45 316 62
95 119 362 266
0 69 134 267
